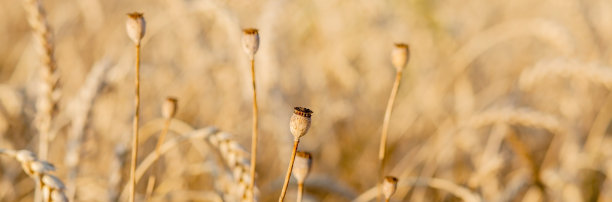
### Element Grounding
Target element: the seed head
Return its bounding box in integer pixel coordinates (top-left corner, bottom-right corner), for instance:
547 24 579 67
42 175 66 190
391 43 410 72
16 150 37 162
293 151 312 184
242 28 260 59
126 12 146 45
290 107 313 141
51 190 68 202
162 97 178 119
382 176 398 200
30 161 55 174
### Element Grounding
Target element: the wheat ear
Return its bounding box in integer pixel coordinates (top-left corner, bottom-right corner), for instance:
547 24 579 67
22 0 59 161
119 127 257 201
0 149 68 202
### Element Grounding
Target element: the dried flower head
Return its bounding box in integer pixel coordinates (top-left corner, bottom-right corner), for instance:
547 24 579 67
126 12 146 45
242 28 260 59
293 151 312 184
391 43 410 72
162 97 178 119
382 176 398 200
290 107 313 141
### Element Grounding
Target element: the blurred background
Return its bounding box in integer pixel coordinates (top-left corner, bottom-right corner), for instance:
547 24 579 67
2 0 612 201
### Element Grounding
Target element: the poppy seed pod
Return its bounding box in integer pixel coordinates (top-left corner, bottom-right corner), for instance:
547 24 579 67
391 43 409 72
162 97 178 119
382 176 398 200
242 28 260 59
126 12 146 45
290 107 313 141
292 151 312 184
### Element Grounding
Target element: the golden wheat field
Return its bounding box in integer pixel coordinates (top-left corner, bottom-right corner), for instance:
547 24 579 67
3 0 612 201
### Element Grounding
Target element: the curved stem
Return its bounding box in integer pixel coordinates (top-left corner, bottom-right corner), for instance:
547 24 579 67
129 44 141 202
377 71 403 200
144 117 172 200
250 58 259 200
279 140 300 202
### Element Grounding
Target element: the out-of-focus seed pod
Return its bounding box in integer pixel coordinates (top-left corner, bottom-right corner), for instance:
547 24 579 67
126 12 146 45
162 97 178 119
382 176 398 200
391 43 409 72
293 151 312 184
242 28 260 59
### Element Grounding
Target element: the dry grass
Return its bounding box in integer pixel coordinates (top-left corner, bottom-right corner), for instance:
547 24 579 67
3 0 612 201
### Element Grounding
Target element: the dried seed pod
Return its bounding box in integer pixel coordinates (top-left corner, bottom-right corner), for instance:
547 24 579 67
126 12 146 45
391 43 409 72
290 107 313 141
162 97 178 119
382 176 398 200
292 151 312 184
242 28 260 59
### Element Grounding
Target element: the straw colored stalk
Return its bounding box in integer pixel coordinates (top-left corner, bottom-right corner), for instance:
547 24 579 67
378 43 409 200
119 127 257 201
242 28 260 199
279 107 313 202
0 149 68 202
144 97 178 200
126 12 146 202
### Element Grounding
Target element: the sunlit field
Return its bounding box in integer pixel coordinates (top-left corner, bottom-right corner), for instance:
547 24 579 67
1 0 612 201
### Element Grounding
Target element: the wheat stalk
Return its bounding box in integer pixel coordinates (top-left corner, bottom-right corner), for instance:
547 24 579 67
22 0 59 162
464 107 564 135
119 126 257 201
353 177 481 202
64 59 111 200
0 149 68 202
519 58 612 91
